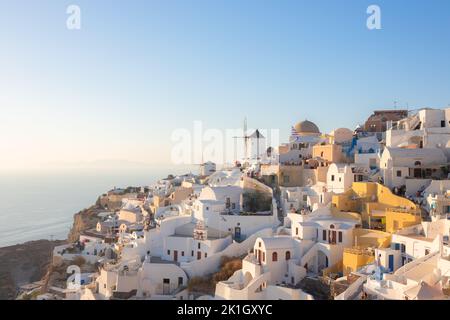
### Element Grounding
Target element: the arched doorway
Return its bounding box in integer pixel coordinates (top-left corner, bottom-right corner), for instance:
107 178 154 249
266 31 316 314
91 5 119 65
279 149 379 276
317 250 329 273
243 272 253 287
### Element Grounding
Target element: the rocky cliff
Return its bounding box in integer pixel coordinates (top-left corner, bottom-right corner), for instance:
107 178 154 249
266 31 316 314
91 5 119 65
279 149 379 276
67 202 104 243
0 239 66 300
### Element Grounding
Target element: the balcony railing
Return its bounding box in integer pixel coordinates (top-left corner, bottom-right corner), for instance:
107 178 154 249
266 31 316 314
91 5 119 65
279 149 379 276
344 247 374 256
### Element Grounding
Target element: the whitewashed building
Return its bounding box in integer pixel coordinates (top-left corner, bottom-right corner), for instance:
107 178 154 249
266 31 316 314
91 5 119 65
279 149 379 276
214 207 359 300
326 163 369 194
380 147 448 189
386 107 450 149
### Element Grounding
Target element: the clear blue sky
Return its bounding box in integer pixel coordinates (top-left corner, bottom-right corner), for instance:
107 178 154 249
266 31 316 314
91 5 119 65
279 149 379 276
1 0 450 170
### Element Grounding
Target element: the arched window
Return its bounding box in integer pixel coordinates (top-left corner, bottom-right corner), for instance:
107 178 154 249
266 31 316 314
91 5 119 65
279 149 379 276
414 161 421 166
285 251 291 260
272 252 278 262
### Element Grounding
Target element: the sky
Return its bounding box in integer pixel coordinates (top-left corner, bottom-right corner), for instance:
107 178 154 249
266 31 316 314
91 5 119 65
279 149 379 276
1 0 450 171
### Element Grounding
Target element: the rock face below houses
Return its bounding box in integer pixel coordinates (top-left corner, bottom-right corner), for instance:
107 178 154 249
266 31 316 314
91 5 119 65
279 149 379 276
67 202 104 243
0 240 66 300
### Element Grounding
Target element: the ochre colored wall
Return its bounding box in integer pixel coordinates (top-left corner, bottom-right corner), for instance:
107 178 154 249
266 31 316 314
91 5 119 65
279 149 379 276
353 228 391 248
332 182 420 233
312 144 344 163
315 166 329 183
385 210 421 233
278 166 304 187
342 250 374 276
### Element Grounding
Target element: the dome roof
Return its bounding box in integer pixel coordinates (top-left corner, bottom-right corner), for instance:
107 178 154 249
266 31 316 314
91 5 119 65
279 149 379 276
294 120 320 134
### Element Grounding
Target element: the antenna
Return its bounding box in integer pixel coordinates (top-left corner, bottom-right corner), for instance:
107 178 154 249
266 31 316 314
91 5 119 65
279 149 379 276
232 117 251 162
394 100 398 109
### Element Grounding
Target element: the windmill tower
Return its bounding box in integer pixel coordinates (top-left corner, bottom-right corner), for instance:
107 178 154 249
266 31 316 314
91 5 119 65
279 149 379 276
248 129 265 161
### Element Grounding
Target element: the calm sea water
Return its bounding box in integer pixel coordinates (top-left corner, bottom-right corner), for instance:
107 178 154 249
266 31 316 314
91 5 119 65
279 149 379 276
0 166 195 247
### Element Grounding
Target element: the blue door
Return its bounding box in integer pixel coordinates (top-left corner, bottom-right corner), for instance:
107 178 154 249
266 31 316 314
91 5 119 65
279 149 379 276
388 255 394 272
234 227 241 240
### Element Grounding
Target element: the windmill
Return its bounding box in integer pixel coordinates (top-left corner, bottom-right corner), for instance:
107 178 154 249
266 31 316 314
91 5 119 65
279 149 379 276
248 129 265 160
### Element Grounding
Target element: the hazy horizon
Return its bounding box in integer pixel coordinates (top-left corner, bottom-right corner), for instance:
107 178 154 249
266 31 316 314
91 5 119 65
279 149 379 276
2 0 450 171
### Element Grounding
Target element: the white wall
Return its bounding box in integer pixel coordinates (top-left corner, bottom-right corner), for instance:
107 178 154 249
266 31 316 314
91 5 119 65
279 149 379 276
326 164 353 194
137 262 188 297
180 228 274 278
162 235 232 263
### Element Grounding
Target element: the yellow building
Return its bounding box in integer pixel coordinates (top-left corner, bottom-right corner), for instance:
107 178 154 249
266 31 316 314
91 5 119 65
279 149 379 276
332 182 421 233
312 143 345 163
342 228 391 275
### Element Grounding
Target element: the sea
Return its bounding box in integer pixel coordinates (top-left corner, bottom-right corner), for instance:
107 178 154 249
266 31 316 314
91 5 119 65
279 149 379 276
0 166 195 247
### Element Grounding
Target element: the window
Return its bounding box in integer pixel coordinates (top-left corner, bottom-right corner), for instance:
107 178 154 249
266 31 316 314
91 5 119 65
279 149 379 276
295 227 299 236
414 161 421 166
285 251 291 260
272 252 278 262
191 250 194 256
441 120 445 128
323 230 327 241
303 195 308 202
331 175 335 181
198 243 201 249
178 277 183 286
259 242 262 247
401 244 406 253
339 177 341 182
262 252 265 262
163 278 170 284
425 248 430 255
396 170 402 177
283 175 290 184
205 252 207 258
232 203 236 210
167 250 170 255
338 232 342 243
181 251 185 256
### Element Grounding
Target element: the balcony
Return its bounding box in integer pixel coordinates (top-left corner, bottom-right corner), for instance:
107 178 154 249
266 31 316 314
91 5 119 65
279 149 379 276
344 247 374 257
